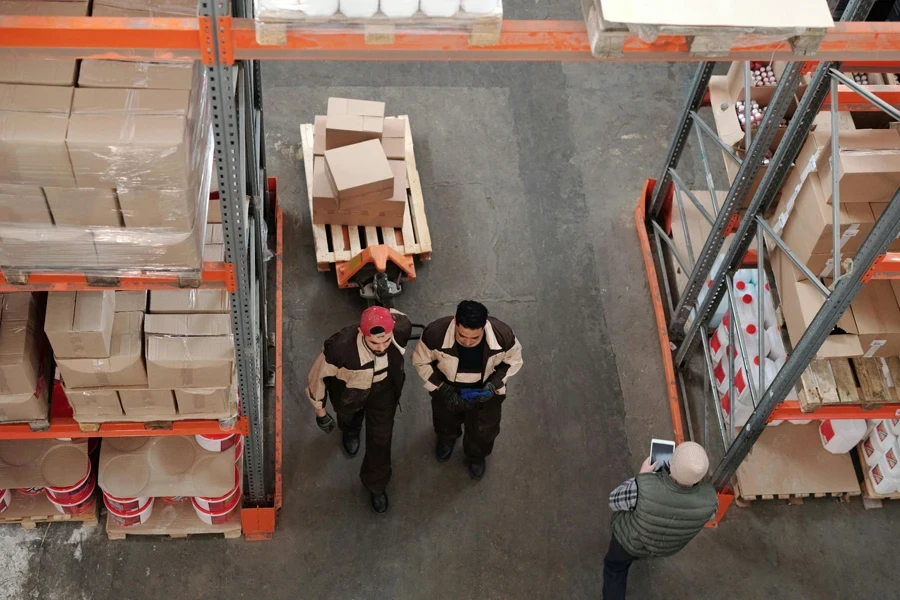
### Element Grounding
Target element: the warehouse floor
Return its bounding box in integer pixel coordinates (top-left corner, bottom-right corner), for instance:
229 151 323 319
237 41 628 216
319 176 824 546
5 5 900 600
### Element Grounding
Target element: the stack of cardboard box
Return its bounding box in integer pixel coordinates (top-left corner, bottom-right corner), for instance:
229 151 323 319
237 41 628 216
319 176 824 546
0 0 211 273
49 289 235 423
771 125 900 359
0 294 50 423
311 97 408 228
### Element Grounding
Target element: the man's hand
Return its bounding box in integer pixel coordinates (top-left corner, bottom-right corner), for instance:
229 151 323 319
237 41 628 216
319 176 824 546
316 412 336 434
639 457 658 474
479 382 497 402
437 383 465 412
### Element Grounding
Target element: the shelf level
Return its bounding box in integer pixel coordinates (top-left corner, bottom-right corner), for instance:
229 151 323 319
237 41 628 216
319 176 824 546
0 417 247 440
0 262 236 292
5 18 900 62
770 400 900 421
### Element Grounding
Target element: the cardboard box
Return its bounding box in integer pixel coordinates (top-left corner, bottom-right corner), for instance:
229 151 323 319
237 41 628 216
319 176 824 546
0 84 75 187
849 280 900 358
818 129 900 205
175 386 231 415
325 98 385 150
324 140 393 205
870 202 900 252
56 311 147 389
45 291 115 359
0 294 40 396
0 383 48 422
206 196 248 225
43 187 123 228
776 251 862 358
772 169 875 270
118 389 177 417
812 110 856 132
66 88 193 189
115 291 148 313
145 314 234 388
311 157 406 228
117 186 196 231
0 439 88 489
63 388 123 418
0 0 87 86
203 244 225 262
93 221 204 271
98 435 235 498
78 60 196 90
709 71 798 150
381 117 406 160
0 227 98 269
92 0 197 17
0 185 53 225
205 224 223 244
313 115 326 156
149 290 229 314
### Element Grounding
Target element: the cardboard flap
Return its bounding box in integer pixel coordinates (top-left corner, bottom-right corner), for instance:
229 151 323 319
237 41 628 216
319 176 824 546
0 439 88 489
144 314 232 336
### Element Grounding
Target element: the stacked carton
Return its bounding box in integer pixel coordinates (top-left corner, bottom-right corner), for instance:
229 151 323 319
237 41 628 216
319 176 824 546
48 290 236 423
311 98 408 228
771 125 900 359
0 294 49 422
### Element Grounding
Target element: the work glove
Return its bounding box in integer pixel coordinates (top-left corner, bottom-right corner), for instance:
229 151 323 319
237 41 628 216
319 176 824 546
437 383 465 412
316 412 336 433
460 387 493 404
480 382 497 402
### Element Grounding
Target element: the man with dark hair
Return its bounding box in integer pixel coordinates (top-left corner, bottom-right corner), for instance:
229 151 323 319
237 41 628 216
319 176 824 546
412 300 523 479
306 306 412 513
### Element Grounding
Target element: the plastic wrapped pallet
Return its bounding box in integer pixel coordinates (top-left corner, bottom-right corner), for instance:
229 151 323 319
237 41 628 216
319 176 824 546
254 0 501 46
0 69 213 274
92 0 197 17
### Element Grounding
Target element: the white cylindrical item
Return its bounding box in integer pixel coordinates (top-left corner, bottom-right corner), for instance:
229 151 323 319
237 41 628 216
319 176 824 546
461 0 497 13
714 351 747 395
883 438 900 479
340 0 379 17
862 433 884 467
381 0 419 16
736 268 758 287
819 419 867 454
868 420 896 454
301 0 340 16
765 325 787 360
420 0 459 16
720 388 753 428
709 316 729 363
887 417 900 437
868 461 898 495
734 286 760 336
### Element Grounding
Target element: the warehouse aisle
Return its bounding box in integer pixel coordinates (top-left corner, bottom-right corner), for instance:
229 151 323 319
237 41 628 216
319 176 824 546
7 15 900 600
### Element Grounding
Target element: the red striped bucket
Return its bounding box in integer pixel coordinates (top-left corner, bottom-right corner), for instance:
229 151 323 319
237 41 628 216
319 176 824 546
46 478 95 515
45 462 93 504
196 433 240 453
193 466 240 512
105 496 154 527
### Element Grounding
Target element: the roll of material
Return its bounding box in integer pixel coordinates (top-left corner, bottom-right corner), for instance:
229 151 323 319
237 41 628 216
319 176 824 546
341 0 379 17
420 0 459 17
381 0 419 17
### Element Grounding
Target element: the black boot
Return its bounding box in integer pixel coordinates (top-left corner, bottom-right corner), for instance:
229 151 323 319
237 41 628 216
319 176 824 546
435 441 454 463
370 491 389 514
467 460 486 480
342 432 360 457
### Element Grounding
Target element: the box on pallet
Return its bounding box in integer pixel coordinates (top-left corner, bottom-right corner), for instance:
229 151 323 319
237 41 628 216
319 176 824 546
325 97 385 151
149 289 229 314
44 292 116 359
144 314 234 389
78 60 198 90
0 185 53 225
55 312 147 389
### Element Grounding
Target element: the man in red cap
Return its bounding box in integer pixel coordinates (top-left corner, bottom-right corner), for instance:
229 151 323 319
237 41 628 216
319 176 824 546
306 306 412 513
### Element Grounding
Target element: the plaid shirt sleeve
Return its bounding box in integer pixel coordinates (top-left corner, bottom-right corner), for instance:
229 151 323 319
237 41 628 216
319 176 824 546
608 478 638 512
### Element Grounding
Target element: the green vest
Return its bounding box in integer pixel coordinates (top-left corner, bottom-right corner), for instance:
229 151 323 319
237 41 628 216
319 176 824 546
611 471 717 558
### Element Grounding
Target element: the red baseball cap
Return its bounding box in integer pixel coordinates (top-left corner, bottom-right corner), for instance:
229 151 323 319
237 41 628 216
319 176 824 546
359 306 395 337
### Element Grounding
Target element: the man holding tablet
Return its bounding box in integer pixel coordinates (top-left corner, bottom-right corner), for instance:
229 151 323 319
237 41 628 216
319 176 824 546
603 441 718 599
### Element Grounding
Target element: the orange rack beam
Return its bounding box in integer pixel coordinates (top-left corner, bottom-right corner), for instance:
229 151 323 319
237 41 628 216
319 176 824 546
0 262 236 293
770 400 900 421
0 417 247 440
6 19 900 62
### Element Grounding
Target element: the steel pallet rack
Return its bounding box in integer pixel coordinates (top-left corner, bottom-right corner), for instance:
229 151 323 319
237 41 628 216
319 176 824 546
5 0 900 533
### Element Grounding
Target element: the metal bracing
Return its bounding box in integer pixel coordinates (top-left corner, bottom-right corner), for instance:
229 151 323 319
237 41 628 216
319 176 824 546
202 0 267 504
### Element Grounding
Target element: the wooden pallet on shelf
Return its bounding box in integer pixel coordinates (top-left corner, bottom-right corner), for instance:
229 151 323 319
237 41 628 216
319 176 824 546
75 412 239 434
300 115 432 272
797 357 900 413
105 499 241 540
733 422 860 505
0 491 98 529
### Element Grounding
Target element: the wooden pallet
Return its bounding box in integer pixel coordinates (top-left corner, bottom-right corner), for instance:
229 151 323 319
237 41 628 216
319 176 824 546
0 490 98 529
856 445 900 509
255 12 501 47
734 422 861 505
76 413 238 433
105 497 241 540
0 415 50 432
797 357 900 413
300 115 432 272
580 0 827 58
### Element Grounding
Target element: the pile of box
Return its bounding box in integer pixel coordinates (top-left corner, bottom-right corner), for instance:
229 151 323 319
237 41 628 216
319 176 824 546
48 284 236 424
0 294 49 423
0 0 211 272
771 125 900 361
311 97 409 228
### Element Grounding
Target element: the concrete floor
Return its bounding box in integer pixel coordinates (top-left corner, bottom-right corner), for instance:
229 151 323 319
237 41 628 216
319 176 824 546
4 6 899 600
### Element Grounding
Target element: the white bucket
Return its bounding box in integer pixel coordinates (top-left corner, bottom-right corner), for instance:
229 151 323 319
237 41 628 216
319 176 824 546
869 462 898 495
884 440 900 479
193 466 240 512
862 433 884 467
191 488 241 525
868 420 896 454
381 0 419 17
105 496 154 528
102 491 150 514
887 418 900 437
420 0 458 17
819 419 867 454
196 434 240 453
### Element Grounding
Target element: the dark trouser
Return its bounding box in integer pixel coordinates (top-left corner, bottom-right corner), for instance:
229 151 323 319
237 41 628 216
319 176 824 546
335 380 398 494
603 535 637 600
431 394 503 463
